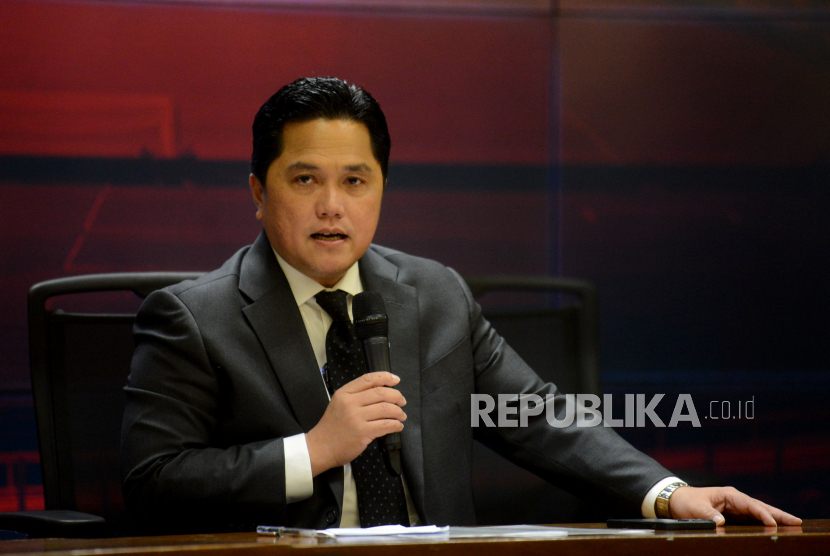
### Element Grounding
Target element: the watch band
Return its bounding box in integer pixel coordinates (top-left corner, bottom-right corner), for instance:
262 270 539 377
654 481 689 518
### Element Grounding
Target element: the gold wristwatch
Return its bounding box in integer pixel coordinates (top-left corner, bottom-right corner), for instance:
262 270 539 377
654 481 688 518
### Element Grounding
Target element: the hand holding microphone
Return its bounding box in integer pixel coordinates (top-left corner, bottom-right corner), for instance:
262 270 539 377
305 291 405 478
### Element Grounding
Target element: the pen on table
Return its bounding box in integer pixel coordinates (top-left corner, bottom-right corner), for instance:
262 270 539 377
256 525 334 538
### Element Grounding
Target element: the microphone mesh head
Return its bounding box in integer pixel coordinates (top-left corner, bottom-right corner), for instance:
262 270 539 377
353 291 388 340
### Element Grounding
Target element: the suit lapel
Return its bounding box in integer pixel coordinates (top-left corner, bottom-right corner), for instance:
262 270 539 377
360 248 426 520
239 232 344 513
239 231 329 434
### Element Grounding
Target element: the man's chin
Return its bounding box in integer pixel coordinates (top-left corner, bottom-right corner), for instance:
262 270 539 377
306 261 354 288
298 245 369 286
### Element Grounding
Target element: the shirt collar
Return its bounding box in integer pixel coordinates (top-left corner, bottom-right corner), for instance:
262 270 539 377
273 249 363 307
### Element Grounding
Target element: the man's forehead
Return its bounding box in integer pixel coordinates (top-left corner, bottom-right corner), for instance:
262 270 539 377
271 119 380 173
282 118 370 143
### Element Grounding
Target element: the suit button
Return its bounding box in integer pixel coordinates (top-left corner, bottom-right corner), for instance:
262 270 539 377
325 510 337 524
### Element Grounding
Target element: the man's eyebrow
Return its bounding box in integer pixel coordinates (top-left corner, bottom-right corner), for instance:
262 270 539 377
285 162 320 173
344 163 372 173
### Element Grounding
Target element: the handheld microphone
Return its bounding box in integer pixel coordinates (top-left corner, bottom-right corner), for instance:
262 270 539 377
352 291 402 476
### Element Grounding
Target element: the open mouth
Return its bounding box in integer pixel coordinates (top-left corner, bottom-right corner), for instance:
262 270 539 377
311 232 347 241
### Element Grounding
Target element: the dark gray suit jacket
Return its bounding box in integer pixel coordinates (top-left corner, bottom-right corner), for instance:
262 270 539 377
121 231 671 533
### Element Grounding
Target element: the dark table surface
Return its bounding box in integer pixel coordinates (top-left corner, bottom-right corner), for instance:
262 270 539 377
1 520 828 556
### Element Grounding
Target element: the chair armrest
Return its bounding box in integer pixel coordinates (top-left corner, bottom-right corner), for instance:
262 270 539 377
0 510 108 538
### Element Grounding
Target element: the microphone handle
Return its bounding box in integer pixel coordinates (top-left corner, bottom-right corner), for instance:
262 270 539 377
360 336 402 476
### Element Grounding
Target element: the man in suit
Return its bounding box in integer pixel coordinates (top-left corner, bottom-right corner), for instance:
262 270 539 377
121 77 800 533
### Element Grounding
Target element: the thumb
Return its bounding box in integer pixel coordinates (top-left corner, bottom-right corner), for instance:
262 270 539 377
699 506 725 526
671 487 725 525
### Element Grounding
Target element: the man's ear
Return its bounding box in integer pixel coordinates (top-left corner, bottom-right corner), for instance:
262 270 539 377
249 173 264 221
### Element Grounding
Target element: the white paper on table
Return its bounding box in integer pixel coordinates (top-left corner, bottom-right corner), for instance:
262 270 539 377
553 527 655 535
448 525 654 538
322 525 449 537
449 526 567 539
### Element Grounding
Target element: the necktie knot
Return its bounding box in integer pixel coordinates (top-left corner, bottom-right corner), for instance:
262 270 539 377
315 290 350 322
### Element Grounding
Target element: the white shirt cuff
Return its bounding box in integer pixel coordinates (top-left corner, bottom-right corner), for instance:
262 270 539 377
641 476 685 518
284 433 314 503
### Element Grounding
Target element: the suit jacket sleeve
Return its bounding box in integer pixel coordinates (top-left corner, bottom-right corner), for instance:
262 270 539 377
121 288 287 532
452 269 673 515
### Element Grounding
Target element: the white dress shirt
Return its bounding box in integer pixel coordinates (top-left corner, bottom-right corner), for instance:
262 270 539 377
273 251 680 524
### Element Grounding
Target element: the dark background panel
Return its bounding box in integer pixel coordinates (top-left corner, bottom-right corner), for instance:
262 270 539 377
559 16 830 165
561 166 830 372
558 10 830 519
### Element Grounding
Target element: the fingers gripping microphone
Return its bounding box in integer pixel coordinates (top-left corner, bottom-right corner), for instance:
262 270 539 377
352 292 402 476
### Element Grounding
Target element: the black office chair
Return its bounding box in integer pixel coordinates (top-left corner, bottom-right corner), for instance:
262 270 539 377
0 271 600 535
464 276 607 525
0 272 203 538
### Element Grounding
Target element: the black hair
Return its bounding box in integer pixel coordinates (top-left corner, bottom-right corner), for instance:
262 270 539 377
251 77 390 185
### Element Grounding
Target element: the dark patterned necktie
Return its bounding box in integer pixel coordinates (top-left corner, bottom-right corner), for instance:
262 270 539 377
315 289 409 527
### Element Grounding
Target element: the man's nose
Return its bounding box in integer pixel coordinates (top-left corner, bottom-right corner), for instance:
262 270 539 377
316 183 344 218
